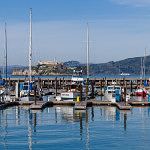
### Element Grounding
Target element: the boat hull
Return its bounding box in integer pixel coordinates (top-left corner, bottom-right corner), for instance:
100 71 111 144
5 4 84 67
61 92 79 101
136 92 146 97
20 95 41 101
57 92 86 101
105 93 116 102
136 88 147 97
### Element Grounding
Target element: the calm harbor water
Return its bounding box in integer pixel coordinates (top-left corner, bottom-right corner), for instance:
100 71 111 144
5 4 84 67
1 105 150 149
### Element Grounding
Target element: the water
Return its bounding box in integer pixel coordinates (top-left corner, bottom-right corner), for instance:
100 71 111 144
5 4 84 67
1 106 150 149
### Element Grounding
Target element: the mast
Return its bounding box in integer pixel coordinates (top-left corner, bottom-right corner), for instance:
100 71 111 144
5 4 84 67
3 23 7 82
3 32 5 79
86 23 89 82
140 57 143 84
29 8 32 82
5 23 7 84
143 48 146 79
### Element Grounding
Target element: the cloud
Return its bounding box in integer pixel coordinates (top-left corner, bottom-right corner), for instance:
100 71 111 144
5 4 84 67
111 0 150 7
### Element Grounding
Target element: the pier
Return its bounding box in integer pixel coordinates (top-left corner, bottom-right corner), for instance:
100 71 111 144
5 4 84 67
7 77 149 91
1 97 149 111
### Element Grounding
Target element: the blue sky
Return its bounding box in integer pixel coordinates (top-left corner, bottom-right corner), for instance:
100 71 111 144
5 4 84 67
1 0 150 65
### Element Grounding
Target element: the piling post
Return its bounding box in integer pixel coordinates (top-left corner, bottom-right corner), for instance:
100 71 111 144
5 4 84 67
9 77 11 88
100 80 102 96
38 77 40 88
48 79 50 91
13 81 15 91
34 86 36 105
86 85 88 100
123 77 125 87
124 81 127 103
119 79 121 86
63 77 64 89
105 77 107 87
40 79 43 96
91 81 95 99
60 78 61 89
80 84 82 101
18 80 20 98
55 77 57 96
70 85 71 91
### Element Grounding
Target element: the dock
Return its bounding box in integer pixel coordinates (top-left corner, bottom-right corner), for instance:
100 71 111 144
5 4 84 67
1 97 150 111
115 102 132 110
75 101 87 110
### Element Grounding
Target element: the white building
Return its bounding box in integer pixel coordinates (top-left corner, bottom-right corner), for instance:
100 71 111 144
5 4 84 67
38 61 58 65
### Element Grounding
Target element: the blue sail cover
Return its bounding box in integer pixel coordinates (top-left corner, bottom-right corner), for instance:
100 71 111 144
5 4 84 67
1 79 5 85
144 80 149 86
29 83 33 91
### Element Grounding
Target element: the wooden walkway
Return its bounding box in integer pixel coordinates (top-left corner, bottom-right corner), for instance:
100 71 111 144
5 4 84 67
1 97 150 111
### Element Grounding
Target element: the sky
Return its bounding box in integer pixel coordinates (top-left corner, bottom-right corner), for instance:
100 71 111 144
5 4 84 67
1 0 150 66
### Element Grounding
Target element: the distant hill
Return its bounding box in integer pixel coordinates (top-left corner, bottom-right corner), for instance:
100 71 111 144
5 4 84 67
89 55 150 75
65 56 150 75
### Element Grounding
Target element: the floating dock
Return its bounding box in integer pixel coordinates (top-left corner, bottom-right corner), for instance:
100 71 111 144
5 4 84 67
0 98 134 110
74 101 87 110
2 96 150 111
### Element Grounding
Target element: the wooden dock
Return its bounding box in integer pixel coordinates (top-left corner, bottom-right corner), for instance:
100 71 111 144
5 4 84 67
0 97 150 111
0 101 19 109
115 102 132 110
128 98 150 106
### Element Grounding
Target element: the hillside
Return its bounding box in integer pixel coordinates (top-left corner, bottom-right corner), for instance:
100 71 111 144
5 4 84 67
89 56 150 75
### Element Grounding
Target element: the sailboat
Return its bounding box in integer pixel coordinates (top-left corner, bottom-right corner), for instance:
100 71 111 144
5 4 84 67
136 52 147 97
56 23 91 101
20 8 41 101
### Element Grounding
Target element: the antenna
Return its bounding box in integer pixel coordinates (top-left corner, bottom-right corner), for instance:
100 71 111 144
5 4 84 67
86 23 89 82
29 8 32 82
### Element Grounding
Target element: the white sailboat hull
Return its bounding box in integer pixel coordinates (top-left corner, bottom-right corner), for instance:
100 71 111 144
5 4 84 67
56 92 86 101
20 95 40 101
105 93 116 102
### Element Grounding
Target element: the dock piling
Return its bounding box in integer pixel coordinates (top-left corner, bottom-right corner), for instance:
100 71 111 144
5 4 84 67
80 84 83 101
34 86 36 105
55 77 57 96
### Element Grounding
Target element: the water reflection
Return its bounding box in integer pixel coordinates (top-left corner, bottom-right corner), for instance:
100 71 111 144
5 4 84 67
1 106 150 149
28 113 32 150
2 110 8 150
